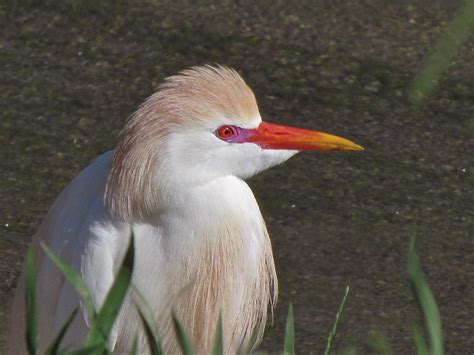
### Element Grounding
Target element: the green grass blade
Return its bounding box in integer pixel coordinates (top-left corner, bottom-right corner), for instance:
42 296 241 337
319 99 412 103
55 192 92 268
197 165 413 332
131 285 161 331
407 240 444 355
237 320 261 355
84 235 135 348
44 308 78 355
40 242 96 319
366 330 393 355
283 303 295 354
137 307 163 355
212 313 224 355
129 336 138 355
63 342 105 355
324 286 350 355
408 0 474 104
173 314 194 355
25 244 38 355
411 325 429 355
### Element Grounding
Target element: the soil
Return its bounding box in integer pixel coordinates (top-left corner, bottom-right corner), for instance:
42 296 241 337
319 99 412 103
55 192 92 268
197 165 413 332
0 0 473 353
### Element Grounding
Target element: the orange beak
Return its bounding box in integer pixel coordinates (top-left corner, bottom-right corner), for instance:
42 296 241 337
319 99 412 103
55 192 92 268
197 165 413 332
242 122 363 151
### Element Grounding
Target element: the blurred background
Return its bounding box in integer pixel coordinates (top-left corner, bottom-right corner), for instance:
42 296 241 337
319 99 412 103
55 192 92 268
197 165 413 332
0 0 472 353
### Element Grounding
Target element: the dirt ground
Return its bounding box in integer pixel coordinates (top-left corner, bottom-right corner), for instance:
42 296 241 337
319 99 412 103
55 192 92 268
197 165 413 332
0 0 473 353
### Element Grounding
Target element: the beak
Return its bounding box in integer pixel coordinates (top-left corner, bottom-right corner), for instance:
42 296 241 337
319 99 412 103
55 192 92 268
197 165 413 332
243 122 364 151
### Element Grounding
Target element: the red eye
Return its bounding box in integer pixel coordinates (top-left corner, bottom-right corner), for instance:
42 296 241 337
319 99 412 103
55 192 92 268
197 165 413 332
216 125 237 140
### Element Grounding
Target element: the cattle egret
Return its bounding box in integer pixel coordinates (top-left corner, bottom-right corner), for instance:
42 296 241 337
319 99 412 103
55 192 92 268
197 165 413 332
9 65 363 354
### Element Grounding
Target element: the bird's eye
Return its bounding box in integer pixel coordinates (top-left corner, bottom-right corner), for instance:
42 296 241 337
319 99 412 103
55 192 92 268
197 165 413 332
216 125 238 140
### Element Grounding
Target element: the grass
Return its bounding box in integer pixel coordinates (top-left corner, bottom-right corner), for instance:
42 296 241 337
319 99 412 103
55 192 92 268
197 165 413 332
407 0 474 104
283 303 294 354
23 234 443 354
24 245 38 355
324 286 350 355
407 238 444 355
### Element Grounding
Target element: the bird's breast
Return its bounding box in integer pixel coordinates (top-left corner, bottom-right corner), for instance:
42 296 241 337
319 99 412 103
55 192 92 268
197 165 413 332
123 176 276 353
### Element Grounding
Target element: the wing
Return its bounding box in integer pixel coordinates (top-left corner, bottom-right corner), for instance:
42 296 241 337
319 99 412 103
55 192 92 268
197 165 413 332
8 151 131 353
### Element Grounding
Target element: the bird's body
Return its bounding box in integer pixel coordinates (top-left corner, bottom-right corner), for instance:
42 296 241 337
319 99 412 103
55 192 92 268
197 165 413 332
9 66 362 354
10 151 277 353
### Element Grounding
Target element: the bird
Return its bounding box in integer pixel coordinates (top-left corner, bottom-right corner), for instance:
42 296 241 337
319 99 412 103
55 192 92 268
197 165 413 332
8 65 363 354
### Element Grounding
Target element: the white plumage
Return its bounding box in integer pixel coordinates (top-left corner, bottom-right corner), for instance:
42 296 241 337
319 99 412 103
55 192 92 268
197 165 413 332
9 65 362 354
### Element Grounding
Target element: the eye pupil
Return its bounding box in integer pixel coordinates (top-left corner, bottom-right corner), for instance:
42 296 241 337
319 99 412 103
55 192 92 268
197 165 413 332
217 125 237 140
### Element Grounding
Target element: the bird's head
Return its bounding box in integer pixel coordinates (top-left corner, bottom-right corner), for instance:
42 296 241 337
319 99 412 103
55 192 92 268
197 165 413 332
105 65 362 220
